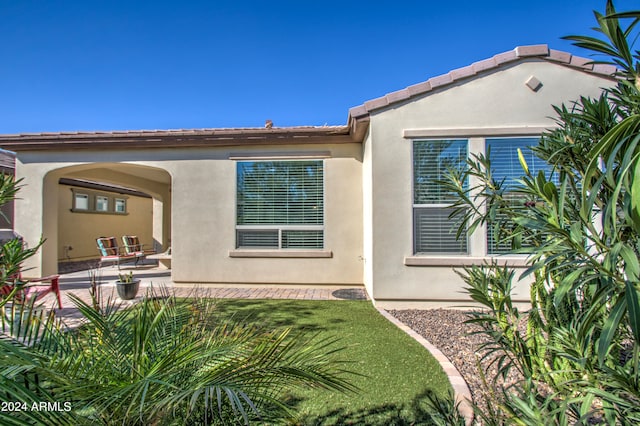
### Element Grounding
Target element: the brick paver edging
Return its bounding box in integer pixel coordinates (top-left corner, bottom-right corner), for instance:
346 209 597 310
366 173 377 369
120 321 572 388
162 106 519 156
375 307 473 425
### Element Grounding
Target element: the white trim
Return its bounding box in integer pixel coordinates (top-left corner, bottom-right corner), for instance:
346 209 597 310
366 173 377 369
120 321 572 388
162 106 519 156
403 126 553 139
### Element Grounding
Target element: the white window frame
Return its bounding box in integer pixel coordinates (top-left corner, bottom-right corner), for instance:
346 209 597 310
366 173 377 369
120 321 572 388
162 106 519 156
412 139 469 255
235 159 325 250
74 193 89 210
95 195 109 212
114 198 127 214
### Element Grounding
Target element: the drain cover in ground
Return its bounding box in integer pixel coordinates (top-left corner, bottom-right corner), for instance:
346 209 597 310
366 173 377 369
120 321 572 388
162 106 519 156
331 288 367 300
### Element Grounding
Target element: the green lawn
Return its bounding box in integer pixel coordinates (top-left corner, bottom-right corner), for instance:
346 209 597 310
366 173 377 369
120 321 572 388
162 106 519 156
212 299 452 425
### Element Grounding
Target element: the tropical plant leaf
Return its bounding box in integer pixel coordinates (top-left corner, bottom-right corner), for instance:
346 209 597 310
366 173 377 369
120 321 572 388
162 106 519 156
598 296 627 365
626 280 640 342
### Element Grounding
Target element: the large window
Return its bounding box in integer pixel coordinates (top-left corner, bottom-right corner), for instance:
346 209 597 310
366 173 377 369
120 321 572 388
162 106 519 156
486 137 553 254
413 140 468 254
236 160 324 249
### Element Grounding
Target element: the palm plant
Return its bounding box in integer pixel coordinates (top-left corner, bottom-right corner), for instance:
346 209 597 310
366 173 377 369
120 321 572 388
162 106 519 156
0 289 356 425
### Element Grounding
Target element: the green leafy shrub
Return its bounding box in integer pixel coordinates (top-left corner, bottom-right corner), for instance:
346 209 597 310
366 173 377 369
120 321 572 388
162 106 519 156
441 1 640 423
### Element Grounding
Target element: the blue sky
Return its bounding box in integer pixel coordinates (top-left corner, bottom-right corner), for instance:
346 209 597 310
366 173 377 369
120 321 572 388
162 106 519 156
1 1 637 134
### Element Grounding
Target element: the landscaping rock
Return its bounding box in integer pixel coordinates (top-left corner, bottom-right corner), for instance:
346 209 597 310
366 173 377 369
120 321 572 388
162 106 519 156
388 309 508 412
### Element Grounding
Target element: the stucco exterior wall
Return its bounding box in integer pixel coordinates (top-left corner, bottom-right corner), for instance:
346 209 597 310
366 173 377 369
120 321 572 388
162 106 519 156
57 184 153 262
366 59 615 305
361 129 374 296
169 143 363 285
15 143 363 285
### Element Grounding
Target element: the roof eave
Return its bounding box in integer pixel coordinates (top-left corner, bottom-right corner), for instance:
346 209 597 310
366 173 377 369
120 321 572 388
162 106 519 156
0 126 369 151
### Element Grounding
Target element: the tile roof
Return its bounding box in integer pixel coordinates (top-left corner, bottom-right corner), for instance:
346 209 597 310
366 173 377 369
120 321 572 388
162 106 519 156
0 125 348 139
0 125 362 151
348 44 618 119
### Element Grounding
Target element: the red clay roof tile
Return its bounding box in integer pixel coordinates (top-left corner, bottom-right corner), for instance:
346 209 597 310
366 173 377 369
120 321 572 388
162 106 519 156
548 49 572 63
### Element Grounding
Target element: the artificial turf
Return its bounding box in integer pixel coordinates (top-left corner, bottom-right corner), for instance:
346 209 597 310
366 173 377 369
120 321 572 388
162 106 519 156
212 299 452 425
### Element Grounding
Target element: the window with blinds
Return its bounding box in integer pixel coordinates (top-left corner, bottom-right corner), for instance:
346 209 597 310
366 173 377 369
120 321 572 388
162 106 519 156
413 140 468 254
236 160 324 249
486 137 553 254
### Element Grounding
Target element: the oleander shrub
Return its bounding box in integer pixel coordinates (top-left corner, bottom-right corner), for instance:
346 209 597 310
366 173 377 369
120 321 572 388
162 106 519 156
441 1 640 423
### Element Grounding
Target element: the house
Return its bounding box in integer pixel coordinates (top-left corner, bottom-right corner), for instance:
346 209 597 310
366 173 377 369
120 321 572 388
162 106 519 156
0 45 617 307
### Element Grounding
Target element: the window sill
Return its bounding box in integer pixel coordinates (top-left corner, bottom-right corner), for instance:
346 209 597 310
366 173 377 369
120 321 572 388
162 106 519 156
404 255 529 267
229 249 333 258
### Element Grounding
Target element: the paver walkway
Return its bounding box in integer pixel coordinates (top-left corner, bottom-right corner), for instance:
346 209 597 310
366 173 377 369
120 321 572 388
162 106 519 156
37 264 367 328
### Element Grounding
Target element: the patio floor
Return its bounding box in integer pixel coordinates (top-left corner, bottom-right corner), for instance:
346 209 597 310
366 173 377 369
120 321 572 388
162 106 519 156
39 262 368 329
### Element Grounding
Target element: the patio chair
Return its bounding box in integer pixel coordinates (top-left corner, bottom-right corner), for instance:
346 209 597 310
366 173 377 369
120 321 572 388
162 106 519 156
0 233 63 308
121 235 155 257
96 236 142 269
1 275 63 309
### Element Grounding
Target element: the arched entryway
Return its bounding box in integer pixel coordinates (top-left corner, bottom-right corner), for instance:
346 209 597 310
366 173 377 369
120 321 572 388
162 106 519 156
36 163 171 275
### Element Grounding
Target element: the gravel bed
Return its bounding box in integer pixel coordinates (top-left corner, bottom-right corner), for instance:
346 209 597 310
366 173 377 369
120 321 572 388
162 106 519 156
388 309 500 410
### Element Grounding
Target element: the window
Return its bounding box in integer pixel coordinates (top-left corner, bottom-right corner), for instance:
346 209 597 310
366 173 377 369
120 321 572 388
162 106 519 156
486 137 554 254
96 196 109 212
115 198 127 213
236 160 324 249
71 189 128 214
74 193 89 210
413 140 468 254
